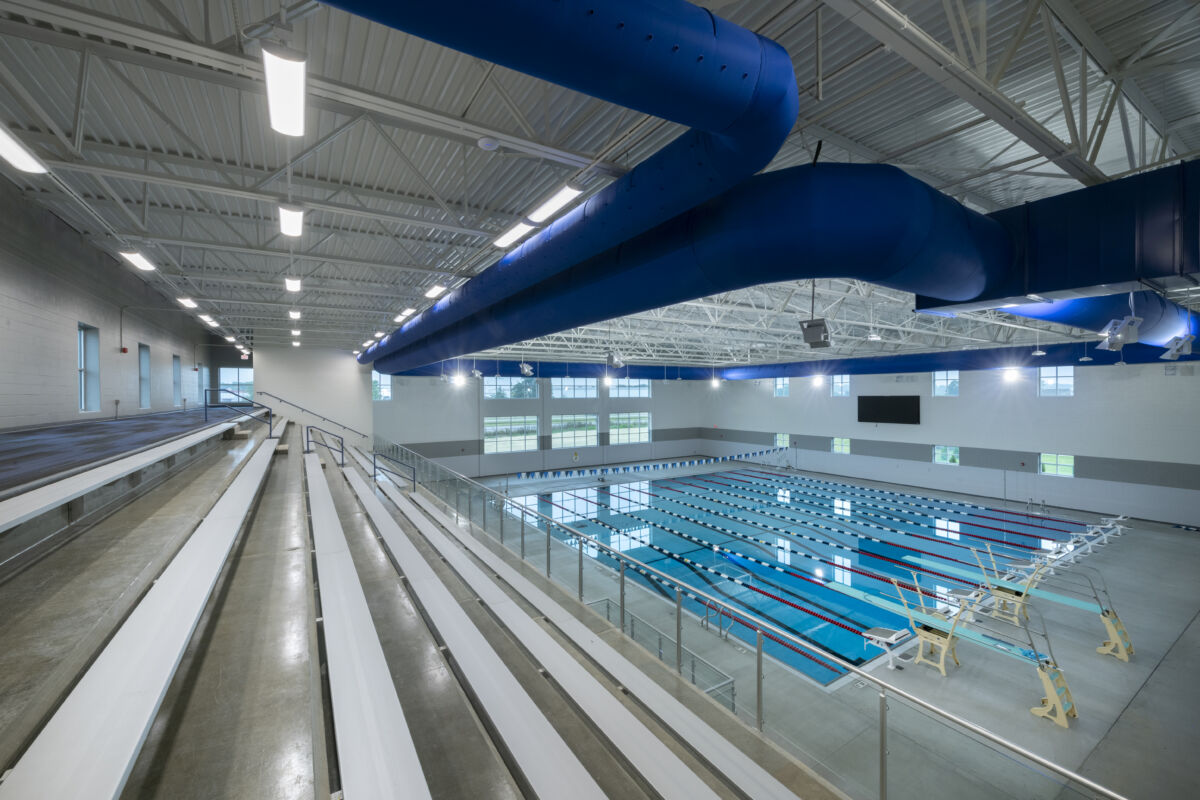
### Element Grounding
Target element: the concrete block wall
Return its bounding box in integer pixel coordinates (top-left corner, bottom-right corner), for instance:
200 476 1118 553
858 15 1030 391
0 181 212 430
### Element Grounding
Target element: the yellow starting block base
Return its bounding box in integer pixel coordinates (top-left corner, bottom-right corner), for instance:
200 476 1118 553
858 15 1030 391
1031 665 1077 728
1097 610 1134 662
913 624 960 677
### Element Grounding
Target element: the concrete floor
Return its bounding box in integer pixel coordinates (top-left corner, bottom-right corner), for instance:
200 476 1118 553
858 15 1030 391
449 465 1200 800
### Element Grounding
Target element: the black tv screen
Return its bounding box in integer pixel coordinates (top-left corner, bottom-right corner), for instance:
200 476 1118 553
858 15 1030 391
858 395 920 424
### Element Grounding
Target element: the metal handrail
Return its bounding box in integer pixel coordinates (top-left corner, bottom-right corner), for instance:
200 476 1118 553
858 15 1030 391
305 425 345 467
203 388 273 437
372 452 416 490
374 436 1128 800
256 391 368 439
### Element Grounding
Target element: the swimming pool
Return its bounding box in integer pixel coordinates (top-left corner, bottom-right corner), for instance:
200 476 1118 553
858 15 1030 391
508 465 1086 684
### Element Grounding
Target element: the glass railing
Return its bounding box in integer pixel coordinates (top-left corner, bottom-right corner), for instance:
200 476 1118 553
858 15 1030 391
372 436 1126 800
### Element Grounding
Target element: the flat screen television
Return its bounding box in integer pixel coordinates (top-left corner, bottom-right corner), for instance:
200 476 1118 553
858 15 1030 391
857 395 920 424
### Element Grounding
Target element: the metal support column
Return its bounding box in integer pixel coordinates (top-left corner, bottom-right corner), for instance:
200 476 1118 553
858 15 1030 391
879 690 888 800
619 562 627 634
520 516 526 558
577 538 584 601
756 630 764 731
675 588 683 674
545 526 551 578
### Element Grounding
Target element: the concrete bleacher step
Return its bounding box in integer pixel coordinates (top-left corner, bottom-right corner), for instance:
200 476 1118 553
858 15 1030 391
0 430 278 799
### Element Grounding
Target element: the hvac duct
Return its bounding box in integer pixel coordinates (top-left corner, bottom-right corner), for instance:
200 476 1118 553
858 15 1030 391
372 164 1013 373
326 0 799 365
1003 291 1198 348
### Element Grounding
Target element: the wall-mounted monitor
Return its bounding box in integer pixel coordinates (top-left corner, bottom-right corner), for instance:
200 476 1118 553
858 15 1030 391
858 395 920 424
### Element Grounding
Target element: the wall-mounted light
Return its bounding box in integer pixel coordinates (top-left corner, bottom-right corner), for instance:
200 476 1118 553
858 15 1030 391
261 42 307 137
812 375 825 387
1002 367 1020 383
452 372 466 387
711 377 720 389
604 374 613 387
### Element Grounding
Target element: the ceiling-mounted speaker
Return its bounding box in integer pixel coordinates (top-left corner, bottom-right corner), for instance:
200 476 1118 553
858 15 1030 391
801 318 831 348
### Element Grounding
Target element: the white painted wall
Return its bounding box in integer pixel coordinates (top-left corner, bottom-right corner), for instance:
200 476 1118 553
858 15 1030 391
253 346 373 446
0 183 210 429
705 365 1199 465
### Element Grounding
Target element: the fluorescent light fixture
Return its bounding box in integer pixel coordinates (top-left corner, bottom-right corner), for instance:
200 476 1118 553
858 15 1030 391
178 297 198 309
424 284 447 299
352 350 360 355
452 372 466 387
373 331 384 338
393 307 416 322
527 184 583 223
285 276 302 292
812 375 825 387
1032 347 1046 356
120 251 156 271
866 331 882 341
362 340 374 348
279 204 304 237
1078 354 1093 362
291 329 301 336
261 42 307 137
203 318 219 327
224 336 235 342
0 126 47 173
288 310 301 320
198 314 213 323
1025 293 1051 303
292 341 300 347
1002 367 1020 383
1000 303 1019 309
493 222 533 249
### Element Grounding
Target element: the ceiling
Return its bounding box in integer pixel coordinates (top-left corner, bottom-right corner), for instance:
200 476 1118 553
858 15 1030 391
0 0 1197 366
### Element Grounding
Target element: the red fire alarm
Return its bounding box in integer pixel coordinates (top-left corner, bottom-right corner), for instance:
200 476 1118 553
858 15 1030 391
120 346 128 354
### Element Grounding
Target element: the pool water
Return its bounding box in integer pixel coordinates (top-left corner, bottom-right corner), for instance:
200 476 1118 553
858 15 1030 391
510 466 1085 684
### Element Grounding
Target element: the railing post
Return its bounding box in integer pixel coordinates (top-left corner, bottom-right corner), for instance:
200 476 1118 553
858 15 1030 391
619 561 626 633
520 515 526 558
577 538 584 602
468 490 473 526
879 690 888 800
499 499 505 543
482 492 487 531
675 588 683 674
756 629 764 731
455 487 461 523
544 524 551 578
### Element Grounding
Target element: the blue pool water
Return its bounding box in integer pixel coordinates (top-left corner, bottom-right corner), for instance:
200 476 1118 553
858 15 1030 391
509 466 1085 684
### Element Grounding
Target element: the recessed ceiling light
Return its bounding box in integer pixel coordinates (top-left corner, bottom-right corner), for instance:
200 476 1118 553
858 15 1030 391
493 222 533 249
0 126 47 173
288 310 301 320
424 285 446 299
178 297 198 309
527 184 583 223
120 251 156 271
261 42 307 137
279 204 304 237
285 277 301 292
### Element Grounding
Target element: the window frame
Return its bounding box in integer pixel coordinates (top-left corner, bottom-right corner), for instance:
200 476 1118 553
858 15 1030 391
609 411 651 445
137 343 151 409
550 414 599 449
773 377 789 397
483 376 539 399
831 374 850 397
550 377 598 398
1039 452 1075 477
775 433 790 448
932 370 960 397
831 437 850 455
933 445 960 466
372 370 393 401
483 415 539 454
77 323 100 412
1038 365 1074 397
609 378 651 398
217 367 254 402
935 518 961 540
172 355 182 406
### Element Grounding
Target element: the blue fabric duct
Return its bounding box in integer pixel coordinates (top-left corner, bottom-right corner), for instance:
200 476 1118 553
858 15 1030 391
373 164 1013 373
1004 291 1198 347
328 0 799 365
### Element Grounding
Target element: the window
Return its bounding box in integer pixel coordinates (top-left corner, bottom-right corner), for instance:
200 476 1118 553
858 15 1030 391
218 367 254 401
932 370 959 397
831 437 850 455
172 355 182 406
775 433 790 448
773 377 789 397
831 374 850 397
551 414 598 449
776 537 791 565
137 343 150 409
834 497 852 517
483 416 538 453
833 555 852 586
483 376 538 399
934 584 957 614
606 482 649 513
1039 366 1074 397
551 377 597 398
77 323 99 412
777 488 791 504
550 489 595 523
1040 453 1075 477
372 370 392 400
933 445 960 466
611 526 651 552
609 412 651 444
934 518 961 540
609 378 651 398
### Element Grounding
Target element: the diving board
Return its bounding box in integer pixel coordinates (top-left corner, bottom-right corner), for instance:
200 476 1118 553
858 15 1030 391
404 489 806 800
341 468 606 800
0 435 276 800
355 473 734 800
304 454 431 800
0 409 267 536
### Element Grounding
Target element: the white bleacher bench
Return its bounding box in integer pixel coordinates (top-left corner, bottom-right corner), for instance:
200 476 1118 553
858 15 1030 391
0 434 276 800
303 454 431 800
0 410 266 537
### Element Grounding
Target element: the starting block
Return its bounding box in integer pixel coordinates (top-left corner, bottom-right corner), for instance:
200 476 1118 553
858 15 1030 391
864 627 911 670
